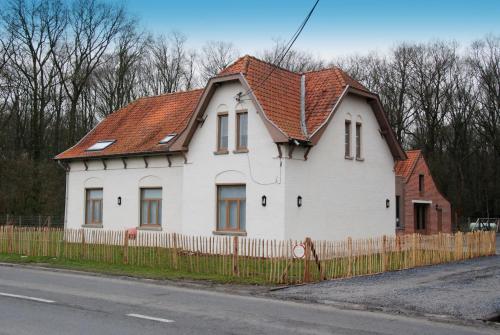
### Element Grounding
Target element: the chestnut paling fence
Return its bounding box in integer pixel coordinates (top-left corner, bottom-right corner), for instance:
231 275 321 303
0 227 496 284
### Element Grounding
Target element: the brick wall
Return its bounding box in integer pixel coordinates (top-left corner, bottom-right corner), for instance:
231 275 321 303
397 155 452 235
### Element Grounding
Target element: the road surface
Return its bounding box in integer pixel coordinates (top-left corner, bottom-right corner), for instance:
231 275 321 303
0 264 496 335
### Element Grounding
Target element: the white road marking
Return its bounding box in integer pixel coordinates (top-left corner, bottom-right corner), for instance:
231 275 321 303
0 292 55 304
127 313 174 323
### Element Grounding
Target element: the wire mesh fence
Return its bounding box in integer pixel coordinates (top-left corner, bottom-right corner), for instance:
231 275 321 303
0 215 64 228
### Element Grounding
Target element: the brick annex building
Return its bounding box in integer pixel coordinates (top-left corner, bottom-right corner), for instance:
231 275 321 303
395 150 452 235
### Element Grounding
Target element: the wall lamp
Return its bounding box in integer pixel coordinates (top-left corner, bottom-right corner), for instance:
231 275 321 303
386 199 390 208
117 196 122 206
261 195 267 207
297 196 302 207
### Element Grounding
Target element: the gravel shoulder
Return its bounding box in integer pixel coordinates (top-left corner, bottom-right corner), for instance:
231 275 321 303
272 252 500 322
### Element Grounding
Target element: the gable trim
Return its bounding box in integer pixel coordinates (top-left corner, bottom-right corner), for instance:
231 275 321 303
308 86 406 161
171 73 289 151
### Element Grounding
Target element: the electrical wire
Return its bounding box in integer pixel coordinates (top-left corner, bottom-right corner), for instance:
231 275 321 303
237 0 320 100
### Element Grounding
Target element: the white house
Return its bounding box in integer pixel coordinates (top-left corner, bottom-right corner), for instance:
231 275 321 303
56 55 406 241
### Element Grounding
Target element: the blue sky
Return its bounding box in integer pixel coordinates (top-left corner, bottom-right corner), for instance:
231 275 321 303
125 0 500 58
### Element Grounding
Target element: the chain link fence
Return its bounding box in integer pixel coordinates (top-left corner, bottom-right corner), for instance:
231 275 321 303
0 215 64 228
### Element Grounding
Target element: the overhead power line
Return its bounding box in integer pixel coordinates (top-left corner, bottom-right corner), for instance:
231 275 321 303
237 0 320 100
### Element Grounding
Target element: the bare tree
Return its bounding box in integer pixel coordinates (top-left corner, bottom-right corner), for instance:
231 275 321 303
261 38 325 72
93 26 149 117
50 0 129 144
199 40 239 81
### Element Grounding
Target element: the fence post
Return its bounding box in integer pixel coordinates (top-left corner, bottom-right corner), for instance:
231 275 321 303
80 229 85 259
172 233 178 270
347 236 353 277
232 236 239 276
7 225 13 254
47 216 52 228
411 234 417 267
382 235 388 272
123 230 129 264
303 237 312 283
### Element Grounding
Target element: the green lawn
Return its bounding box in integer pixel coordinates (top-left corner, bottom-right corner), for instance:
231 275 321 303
0 253 274 285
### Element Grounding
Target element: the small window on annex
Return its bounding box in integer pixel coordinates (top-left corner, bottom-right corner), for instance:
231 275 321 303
140 188 162 226
85 189 103 225
419 174 425 193
217 185 246 232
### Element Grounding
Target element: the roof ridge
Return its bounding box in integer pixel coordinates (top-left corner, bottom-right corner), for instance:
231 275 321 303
139 88 204 101
301 66 339 75
228 54 301 76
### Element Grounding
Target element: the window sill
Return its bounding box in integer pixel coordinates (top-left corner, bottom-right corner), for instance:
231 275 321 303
137 225 162 231
345 156 354 160
212 230 247 236
356 157 365 161
233 148 249 154
213 150 229 155
82 224 103 228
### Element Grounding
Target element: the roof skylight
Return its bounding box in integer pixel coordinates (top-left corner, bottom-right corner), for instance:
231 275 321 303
87 140 115 151
159 133 176 144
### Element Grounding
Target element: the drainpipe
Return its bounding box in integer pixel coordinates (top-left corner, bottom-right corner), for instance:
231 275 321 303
57 160 70 230
300 74 308 138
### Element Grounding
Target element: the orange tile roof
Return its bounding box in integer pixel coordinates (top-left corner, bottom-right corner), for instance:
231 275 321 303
395 150 421 179
57 55 369 160
304 68 367 134
219 55 304 139
56 89 203 160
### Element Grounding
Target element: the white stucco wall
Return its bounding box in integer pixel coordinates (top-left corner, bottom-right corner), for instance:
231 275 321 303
65 156 184 232
182 81 285 239
284 95 396 241
64 87 396 241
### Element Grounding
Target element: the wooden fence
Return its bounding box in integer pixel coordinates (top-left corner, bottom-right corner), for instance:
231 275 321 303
0 227 496 284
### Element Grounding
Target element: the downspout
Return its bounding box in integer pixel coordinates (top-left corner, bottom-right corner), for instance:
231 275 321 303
300 74 308 138
57 160 70 230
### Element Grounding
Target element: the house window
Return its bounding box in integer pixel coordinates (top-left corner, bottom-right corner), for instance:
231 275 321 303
85 189 103 225
415 203 427 230
345 120 351 158
355 123 362 159
419 174 424 193
217 113 228 152
140 188 162 226
236 111 248 151
217 185 246 232
395 195 401 228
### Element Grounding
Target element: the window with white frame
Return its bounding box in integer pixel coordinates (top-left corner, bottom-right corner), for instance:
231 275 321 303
217 185 246 232
85 189 103 225
217 113 229 152
355 122 362 159
140 188 162 226
345 120 351 158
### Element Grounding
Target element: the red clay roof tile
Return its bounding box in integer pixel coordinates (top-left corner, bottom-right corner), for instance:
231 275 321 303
395 150 421 179
56 55 368 160
56 89 203 160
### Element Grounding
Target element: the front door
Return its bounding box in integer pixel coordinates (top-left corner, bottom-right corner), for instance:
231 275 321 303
414 203 428 234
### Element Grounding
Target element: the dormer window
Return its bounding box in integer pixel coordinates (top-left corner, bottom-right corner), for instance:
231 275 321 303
159 133 176 144
87 140 115 151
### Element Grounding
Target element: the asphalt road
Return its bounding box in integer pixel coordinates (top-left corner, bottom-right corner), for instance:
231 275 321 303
0 265 497 335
